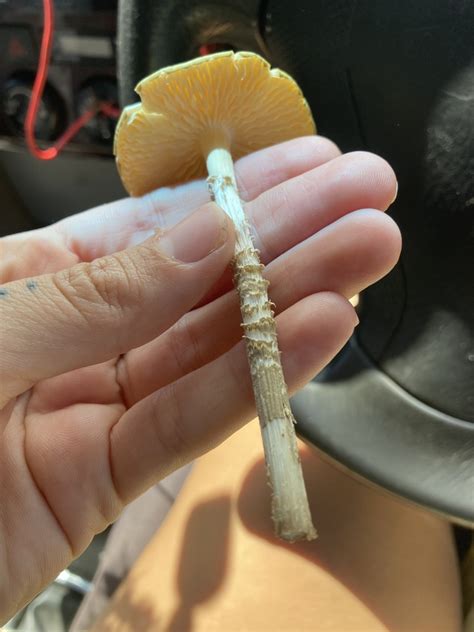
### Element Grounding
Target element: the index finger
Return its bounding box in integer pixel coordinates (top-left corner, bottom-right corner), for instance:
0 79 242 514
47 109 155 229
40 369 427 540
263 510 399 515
52 136 340 261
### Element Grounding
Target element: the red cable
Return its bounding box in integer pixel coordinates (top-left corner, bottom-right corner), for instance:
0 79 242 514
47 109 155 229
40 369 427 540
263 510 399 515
24 0 56 159
24 0 119 161
100 103 121 118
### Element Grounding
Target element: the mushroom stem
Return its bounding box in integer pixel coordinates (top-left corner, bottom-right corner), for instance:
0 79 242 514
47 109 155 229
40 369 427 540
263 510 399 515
206 146 317 542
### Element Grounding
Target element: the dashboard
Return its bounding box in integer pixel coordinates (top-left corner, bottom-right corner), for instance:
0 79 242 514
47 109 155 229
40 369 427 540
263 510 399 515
0 0 118 156
0 0 124 228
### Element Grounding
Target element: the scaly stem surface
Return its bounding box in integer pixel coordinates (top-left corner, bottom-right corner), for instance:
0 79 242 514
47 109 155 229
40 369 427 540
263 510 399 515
206 147 316 542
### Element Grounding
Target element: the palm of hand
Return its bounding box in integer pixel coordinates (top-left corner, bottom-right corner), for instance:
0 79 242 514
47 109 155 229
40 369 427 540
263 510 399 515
1 243 124 616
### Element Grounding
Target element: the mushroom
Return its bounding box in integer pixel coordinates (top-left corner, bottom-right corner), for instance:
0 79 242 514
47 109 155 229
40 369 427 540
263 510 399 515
114 51 317 542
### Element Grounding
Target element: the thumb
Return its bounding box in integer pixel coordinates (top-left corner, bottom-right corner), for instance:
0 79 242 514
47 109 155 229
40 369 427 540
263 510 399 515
0 203 234 405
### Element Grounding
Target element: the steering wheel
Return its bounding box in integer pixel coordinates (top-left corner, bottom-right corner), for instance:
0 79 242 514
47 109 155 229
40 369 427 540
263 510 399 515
117 0 474 526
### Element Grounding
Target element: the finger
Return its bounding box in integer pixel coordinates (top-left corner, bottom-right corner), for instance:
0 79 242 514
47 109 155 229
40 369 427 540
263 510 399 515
198 150 398 304
27 359 121 414
0 204 234 405
234 135 340 200
111 292 358 502
121 210 401 404
267 209 402 302
31 137 337 262
0 228 77 283
250 150 398 263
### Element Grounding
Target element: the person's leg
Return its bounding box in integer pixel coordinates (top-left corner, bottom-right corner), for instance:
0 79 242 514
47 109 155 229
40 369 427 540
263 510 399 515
95 420 462 632
71 465 192 631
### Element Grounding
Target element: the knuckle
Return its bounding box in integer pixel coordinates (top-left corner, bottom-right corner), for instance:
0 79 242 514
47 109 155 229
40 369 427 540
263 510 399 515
93 484 124 531
54 253 143 318
84 256 131 310
168 314 203 376
115 354 134 408
150 382 189 461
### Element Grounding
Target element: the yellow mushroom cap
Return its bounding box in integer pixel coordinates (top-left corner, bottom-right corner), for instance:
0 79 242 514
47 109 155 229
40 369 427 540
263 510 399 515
114 51 316 197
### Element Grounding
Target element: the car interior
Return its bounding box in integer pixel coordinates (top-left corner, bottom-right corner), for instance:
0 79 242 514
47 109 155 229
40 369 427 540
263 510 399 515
1 1 473 630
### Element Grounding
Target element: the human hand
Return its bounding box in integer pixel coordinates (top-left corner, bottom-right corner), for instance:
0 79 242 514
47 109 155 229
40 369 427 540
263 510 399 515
0 137 400 621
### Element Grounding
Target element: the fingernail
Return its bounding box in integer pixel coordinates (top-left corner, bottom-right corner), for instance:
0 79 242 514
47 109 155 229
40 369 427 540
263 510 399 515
160 203 229 263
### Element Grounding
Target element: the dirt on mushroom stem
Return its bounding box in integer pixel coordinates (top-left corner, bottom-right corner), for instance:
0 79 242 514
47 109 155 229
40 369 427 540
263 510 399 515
206 146 317 542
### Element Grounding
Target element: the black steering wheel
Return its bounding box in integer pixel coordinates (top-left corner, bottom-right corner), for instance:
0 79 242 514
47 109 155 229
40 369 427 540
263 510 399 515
117 0 474 526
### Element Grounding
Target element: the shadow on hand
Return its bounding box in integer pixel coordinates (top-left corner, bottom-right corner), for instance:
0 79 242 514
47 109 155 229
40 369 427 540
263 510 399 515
167 495 232 632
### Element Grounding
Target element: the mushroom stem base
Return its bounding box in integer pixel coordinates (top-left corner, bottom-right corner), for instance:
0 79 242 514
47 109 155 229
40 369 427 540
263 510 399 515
206 147 316 542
